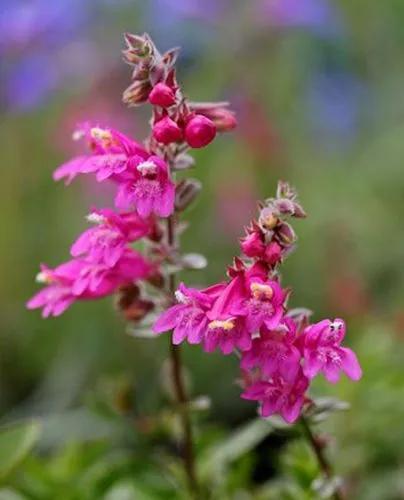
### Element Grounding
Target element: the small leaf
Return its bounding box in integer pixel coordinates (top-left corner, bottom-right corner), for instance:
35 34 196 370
181 253 207 270
199 418 274 479
305 398 350 423
0 420 41 480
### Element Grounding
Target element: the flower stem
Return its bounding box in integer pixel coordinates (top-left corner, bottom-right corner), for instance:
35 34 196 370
300 415 343 500
166 215 198 496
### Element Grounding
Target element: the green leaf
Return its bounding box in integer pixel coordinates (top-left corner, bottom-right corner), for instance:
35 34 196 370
0 489 28 500
0 421 41 480
199 418 274 480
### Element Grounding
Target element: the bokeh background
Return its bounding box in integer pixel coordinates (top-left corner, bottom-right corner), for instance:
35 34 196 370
1 0 404 498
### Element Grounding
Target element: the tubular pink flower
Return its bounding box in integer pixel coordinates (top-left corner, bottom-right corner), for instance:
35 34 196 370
27 250 152 317
184 114 216 148
115 155 175 218
153 283 221 345
241 369 309 423
230 276 287 334
302 319 362 383
71 208 152 266
203 317 251 355
53 124 148 185
241 319 301 380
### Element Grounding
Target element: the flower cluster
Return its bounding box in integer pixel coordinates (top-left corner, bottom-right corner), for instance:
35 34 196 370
28 33 235 318
28 32 361 426
154 182 362 423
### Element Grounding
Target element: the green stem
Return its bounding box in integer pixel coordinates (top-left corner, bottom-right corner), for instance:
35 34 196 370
300 415 343 500
166 216 198 496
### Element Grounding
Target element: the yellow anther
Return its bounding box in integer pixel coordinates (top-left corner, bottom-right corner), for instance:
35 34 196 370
90 127 113 147
208 319 235 331
250 282 273 300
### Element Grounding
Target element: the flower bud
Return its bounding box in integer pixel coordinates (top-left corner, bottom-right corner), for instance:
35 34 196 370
149 82 176 107
240 231 265 258
152 116 183 144
184 114 216 148
123 33 152 64
264 241 283 265
116 284 154 323
259 207 278 231
277 222 296 245
198 107 237 132
122 80 151 106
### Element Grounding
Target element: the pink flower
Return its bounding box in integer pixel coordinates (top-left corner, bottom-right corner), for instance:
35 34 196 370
53 125 148 184
184 114 216 148
203 317 251 355
241 369 309 423
153 283 221 345
67 250 151 296
149 83 176 107
27 250 152 317
241 319 301 380
240 224 283 266
230 276 287 334
71 208 152 266
27 265 79 318
115 155 175 218
152 116 183 144
302 319 362 383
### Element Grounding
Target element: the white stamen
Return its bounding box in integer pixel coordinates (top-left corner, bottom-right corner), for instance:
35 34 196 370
36 271 52 284
137 160 157 175
175 290 188 303
86 212 106 225
72 129 85 141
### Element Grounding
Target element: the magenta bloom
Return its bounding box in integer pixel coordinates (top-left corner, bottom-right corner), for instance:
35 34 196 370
27 265 79 318
302 319 362 383
27 250 152 317
242 369 309 423
203 316 251 355
153 283 219 345
241 319 301 379
115 155 175 218
53 125 148 184
71 208 152 266
231 276 286 334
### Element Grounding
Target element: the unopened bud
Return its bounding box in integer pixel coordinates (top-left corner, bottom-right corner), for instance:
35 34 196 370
149 82 176 107
185 114 216 148
116 284 154 323
175 178 202 211
259 207 278 231
277 222 296 245
240 231 265 258
152 116 183 144
198 108 237 132
122 80 151 106
123 33 152 63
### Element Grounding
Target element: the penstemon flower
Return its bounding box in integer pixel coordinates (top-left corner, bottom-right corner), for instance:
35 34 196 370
28 31 361 497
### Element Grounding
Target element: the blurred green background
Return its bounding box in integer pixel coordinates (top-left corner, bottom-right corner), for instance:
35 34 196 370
1 0 404 498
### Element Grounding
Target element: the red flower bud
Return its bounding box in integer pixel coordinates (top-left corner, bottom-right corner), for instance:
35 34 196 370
184 115 216 148
149 83 176 107
264 241 283 266
152 116 183 144
240 231 265 258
